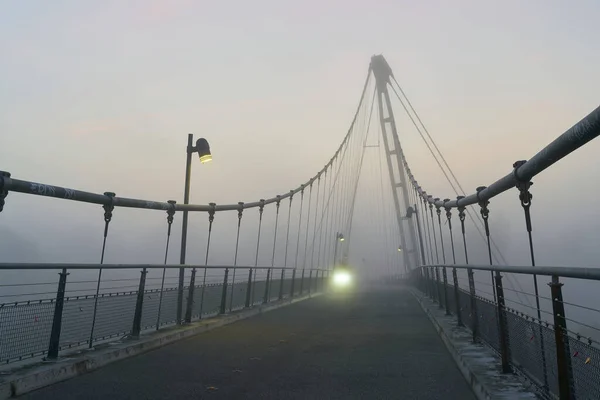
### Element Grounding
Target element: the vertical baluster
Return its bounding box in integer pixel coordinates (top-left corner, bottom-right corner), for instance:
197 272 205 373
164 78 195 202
264 197 281 304
477 187 511 373
246 200 265 308
514 160 550 392
444 201 463 327
199 204 216 317
228 202 244 312
308 175 322 295
291 186 305 298
89 192 115 348
435 200 450 314
458 197 478 342
279 192 294 300
300 182 314 295
156 200 176 329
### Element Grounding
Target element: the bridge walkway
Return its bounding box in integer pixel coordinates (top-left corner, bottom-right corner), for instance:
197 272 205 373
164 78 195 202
22 286 475 400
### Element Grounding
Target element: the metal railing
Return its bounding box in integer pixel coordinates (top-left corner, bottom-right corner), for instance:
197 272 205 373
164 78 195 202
0 263 328 364
412 264 600 400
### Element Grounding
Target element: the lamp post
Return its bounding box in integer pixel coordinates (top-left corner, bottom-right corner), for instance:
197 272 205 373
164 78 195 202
332 232 344 270
178 134 212 325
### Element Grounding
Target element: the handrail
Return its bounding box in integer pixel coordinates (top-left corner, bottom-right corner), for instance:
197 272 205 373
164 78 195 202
0 69 374 214
421 263 600 281
406 104 600 209
0 263 329 271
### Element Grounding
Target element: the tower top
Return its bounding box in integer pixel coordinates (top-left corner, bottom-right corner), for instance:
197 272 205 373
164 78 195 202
370 55 393 88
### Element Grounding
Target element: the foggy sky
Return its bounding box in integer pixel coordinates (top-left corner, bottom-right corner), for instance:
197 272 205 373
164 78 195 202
2 1 600 334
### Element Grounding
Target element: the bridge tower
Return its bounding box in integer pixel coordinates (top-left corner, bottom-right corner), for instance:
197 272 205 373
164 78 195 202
370 55 420 271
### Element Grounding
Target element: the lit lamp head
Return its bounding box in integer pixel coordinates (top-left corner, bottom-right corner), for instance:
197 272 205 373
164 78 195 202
337 233 345 242
398 246 402 252
196 138 212 163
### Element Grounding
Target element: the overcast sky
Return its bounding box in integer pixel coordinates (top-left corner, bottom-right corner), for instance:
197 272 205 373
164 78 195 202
1 0 600 304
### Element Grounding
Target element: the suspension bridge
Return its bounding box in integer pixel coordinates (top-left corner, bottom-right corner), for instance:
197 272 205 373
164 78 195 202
1 55 600 399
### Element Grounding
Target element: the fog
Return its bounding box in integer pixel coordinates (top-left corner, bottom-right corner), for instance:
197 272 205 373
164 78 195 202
1 1 600 342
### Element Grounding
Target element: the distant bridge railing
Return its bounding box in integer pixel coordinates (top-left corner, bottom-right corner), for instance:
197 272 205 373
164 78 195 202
0 263 327 364
411 264 600 400
0 69 370 368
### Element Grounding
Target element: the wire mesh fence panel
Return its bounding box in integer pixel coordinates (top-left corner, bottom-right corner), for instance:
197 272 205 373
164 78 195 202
300 276 310 295
92 292 136 342
158 288 178 327
253 280 266 305
282 278 294 298
60 296 96 348
140 289 161 331
230 281 247 311
505 310 557 396
190 285 203 320
475 297 500 353
0 300 55 362
311 271 321 293
200 284 222 317
569 336 600 398
269 278 281 302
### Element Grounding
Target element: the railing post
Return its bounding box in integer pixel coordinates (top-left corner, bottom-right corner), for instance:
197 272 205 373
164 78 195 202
290 269 296 298
434 267 442 304
47 268 69 360
494 273 512 373
549 276 574 400
245 268 253 308
423 267 431 297
299 269 305 295
444 202 462 326
263 268 271 304
131 268 148 339
185 268 196 322
467 269 478 342
431 268 437 300
220 268 229 314
278 268 285 300
442 266 450 315
453 267 463 327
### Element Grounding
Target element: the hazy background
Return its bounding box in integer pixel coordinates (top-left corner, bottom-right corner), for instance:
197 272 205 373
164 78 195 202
1 1 600 334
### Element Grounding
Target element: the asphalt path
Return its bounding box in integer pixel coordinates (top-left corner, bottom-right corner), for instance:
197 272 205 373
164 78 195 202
22 286 475 399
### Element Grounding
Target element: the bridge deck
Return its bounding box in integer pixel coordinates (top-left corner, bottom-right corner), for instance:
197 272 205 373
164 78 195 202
22 286 475 400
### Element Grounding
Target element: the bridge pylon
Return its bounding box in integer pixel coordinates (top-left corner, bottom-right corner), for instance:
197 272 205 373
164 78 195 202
370 55 420 271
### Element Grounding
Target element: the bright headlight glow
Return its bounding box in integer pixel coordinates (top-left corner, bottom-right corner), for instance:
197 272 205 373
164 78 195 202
333 271 351 286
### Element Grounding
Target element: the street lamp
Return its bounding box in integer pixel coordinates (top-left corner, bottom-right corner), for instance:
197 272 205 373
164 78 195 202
397 247 402 252
178 134 212 325
196 138 212 163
